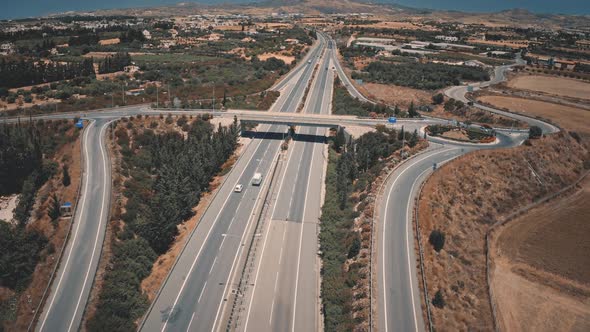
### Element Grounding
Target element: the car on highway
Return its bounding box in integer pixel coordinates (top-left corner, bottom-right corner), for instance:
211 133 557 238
252 172 262 186
234 184 243 193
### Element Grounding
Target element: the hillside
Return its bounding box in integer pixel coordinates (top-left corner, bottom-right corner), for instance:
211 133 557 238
416 132 589 330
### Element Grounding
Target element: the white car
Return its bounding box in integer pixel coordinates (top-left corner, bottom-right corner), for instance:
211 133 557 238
234 184 243 193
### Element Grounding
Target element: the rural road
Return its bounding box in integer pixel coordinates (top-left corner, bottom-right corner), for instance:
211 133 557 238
37 118 112 332
376 56 559 332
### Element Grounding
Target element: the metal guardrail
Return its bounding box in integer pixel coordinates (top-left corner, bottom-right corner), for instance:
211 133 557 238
226 151 284 331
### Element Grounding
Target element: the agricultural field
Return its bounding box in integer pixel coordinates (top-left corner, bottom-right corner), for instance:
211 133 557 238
477 95 590 136
507 75 590 101
491 175 590 332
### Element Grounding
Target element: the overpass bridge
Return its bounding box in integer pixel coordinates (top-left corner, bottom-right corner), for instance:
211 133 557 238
148 108 442 129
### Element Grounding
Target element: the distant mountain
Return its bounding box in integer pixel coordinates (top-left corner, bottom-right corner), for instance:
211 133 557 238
366 0 590 15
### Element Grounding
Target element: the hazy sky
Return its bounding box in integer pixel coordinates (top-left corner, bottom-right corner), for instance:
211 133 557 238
1 0 589 20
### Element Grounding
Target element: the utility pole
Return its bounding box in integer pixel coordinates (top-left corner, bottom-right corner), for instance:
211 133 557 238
156 84 159 108
167 83 171 106
122 84 125 105
212 86 215 112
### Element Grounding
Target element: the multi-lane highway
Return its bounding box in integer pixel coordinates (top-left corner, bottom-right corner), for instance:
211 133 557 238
138 33 329 332
238 35 336 332
20 29 562 332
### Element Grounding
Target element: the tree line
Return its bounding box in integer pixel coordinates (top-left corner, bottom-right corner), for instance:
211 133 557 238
0 120 78 291
322 126 419 330
0 57 95 89
97 52 132 74
88 115 239 331
353 61 490 90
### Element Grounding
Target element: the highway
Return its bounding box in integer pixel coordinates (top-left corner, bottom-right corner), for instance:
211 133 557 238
138 34 328 332
23 30 560 332
36 118 112 332
238 35 336 332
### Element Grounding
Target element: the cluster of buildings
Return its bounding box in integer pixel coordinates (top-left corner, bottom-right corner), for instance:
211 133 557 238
353 37 474 56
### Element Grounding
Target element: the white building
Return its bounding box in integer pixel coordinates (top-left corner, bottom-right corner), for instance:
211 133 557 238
435 35 459 42
142 30 152 40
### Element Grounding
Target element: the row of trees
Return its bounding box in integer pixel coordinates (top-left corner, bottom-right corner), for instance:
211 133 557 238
0 57 95 89
88 115 239 330
332 79 389 116
97 52 132 74
354 61 490 90
322 127 419 330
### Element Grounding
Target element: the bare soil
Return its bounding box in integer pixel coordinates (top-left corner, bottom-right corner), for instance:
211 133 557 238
416 133 589 331
507 75 590 101
258 52 295 65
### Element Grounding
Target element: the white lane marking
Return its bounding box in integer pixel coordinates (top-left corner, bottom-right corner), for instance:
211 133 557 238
67 120 113 332
160 133 267 332
243 41 329 330
278 228 286 266
269 299 275 325
38 120 94 332
243 127 301 331
209 256 218 275
290 131 319 332
210 127 284 331
270 270 280 325
381 148 458 332
198 281 208 304
185 312 196 332
219 234 227 250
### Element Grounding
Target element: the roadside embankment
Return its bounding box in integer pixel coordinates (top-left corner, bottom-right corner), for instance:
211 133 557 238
416 132 589 331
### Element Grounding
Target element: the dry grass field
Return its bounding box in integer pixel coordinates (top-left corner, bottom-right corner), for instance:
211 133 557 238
478 96 590 135
507 75 590 100
417 133 588 331
491 175 590 331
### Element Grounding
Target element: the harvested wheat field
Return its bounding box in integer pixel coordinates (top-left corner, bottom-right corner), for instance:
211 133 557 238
491 175 590 331
478 96 590 135
356 82 432 108
417 133 588 331
507 75 590 100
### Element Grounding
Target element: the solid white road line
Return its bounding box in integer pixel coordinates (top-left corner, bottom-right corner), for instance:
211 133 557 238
38 120 94 332
211 129 284 332
243 125 299 331
160 133 267 332
381 148 458 332
67 120 112 332
290 128 319 332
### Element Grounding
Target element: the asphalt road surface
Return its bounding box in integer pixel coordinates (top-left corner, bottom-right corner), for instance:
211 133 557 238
138 34 328 332
376 59 556 332
37 118 112 332
239 36 336 332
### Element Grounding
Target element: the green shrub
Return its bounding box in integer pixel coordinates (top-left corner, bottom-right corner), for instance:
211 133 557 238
432 290 445 308
429 229 445 252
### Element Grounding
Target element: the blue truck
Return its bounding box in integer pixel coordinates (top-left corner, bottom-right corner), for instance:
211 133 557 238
388 117 397 124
